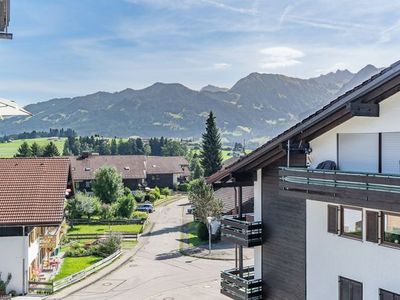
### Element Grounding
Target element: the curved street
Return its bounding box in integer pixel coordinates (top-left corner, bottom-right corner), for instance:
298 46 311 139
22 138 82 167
64 197 233 300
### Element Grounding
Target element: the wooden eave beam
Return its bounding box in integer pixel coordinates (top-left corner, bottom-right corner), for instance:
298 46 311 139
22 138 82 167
358 76 400 103
347 102 379 117
241 145 284 171
245 150 287 171
297 108 351 141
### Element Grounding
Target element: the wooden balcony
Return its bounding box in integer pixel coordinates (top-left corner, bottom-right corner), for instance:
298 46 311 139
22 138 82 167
221 215 262 247
279 167 400 211
40 226 61 250
221 266 262 300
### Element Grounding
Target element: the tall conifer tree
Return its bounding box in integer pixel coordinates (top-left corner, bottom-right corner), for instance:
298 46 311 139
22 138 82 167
200 111 223 177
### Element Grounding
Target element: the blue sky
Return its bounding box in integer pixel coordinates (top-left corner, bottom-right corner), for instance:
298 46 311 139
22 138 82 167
1 0 400 105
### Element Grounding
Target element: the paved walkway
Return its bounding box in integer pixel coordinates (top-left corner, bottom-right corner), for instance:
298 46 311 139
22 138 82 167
48 197 252 300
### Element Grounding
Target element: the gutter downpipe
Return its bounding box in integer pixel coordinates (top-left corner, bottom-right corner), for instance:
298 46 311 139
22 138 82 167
287 139 291 168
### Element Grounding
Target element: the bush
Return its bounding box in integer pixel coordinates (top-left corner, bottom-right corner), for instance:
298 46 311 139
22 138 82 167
65 242 90 257
91 236 121 258
147 192 157 202
178 182 190 192
114 189 137 218
160 187 172 196
132 211 148 220
133 190 146 203
197 222 209 241
148 187 161 201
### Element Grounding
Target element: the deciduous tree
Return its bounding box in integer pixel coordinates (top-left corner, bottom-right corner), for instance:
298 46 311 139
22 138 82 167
92 166 124 204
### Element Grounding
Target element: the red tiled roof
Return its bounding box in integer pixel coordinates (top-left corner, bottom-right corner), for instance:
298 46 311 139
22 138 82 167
70 155 189 180
146 156 189 175
0 158 70 226
70 155 146 180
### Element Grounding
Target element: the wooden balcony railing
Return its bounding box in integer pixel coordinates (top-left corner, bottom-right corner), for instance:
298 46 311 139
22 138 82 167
221 215 262 248
279 167 400 209
221 266 262 300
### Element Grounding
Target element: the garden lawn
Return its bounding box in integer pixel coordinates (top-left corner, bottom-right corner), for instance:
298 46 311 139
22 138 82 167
68 224 142 235
53 256 102 281
187 221 203 247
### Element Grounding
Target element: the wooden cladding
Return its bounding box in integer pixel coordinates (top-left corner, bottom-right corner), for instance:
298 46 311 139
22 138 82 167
366 211 379 243
327 205 339 234
339 277 363 300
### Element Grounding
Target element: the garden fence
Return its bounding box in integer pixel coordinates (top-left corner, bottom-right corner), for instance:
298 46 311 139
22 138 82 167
68 218 144 226
67 232 138 240
28 250 122 294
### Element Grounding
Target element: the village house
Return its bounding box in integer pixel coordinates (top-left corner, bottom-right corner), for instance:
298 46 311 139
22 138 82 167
0 158 72 295
70 153 190 191
208 60 400 299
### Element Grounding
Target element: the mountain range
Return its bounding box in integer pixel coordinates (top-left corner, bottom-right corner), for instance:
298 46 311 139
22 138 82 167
0 64 381 147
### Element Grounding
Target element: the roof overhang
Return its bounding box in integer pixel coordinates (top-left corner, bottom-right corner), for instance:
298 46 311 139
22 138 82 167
207 60 400 184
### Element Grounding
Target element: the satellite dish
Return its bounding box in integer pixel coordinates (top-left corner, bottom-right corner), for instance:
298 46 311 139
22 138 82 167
0 0 12 39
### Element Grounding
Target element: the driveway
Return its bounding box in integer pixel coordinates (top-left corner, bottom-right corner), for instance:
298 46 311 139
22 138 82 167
64 197 234 300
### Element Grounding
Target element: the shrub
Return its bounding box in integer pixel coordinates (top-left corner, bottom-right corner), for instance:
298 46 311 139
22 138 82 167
160 187 172 196
177 182 190 192
65 241 91 257
147 192 157 202
91 236 121 258
0 272 12 295
197 222 209 241
152 187 161 199
133 211 148 220
114 190 137 218
133 190 146 203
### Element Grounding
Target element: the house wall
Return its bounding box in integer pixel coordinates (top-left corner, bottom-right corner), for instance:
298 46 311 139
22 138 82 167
123 179 141 190
262 156 306 299
0 236 27 294
146 173 174 188
309 92 400 169
307 200 400 300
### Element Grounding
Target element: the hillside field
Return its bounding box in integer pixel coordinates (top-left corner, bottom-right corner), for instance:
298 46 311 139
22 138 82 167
0 138 66 158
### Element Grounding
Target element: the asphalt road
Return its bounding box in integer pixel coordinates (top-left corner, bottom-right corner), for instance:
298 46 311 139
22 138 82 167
65 197 233 300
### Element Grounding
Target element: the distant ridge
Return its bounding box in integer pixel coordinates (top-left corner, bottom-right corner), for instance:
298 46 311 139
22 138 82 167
0 65 380 147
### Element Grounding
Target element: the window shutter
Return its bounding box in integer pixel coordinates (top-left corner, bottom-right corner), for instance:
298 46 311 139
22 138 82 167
328 205 339 234
339 277 363 300
351 281 363 300
339 277 350 300
380 289 400 300
366 211 379 243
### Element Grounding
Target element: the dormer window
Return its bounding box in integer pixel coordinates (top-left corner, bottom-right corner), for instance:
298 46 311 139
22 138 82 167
124 166 130 170
85 167 91 171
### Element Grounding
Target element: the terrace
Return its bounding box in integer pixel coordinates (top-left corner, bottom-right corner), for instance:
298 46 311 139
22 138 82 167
279 167 400 211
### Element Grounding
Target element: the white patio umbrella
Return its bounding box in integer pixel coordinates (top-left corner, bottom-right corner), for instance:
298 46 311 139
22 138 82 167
0 97 31 118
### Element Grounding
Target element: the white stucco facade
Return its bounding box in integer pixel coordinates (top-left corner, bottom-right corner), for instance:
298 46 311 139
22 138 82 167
309 92 400 169
0 236 28 294
253 168 262 279
307 200 400 300
306 92 400 299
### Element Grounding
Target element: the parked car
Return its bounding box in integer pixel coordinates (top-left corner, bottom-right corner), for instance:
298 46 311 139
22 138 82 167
137 203 155 213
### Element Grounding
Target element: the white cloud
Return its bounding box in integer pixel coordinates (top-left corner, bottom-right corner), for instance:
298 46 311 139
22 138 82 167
259 47 304 69
213 63 232 70
125 0 257 15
